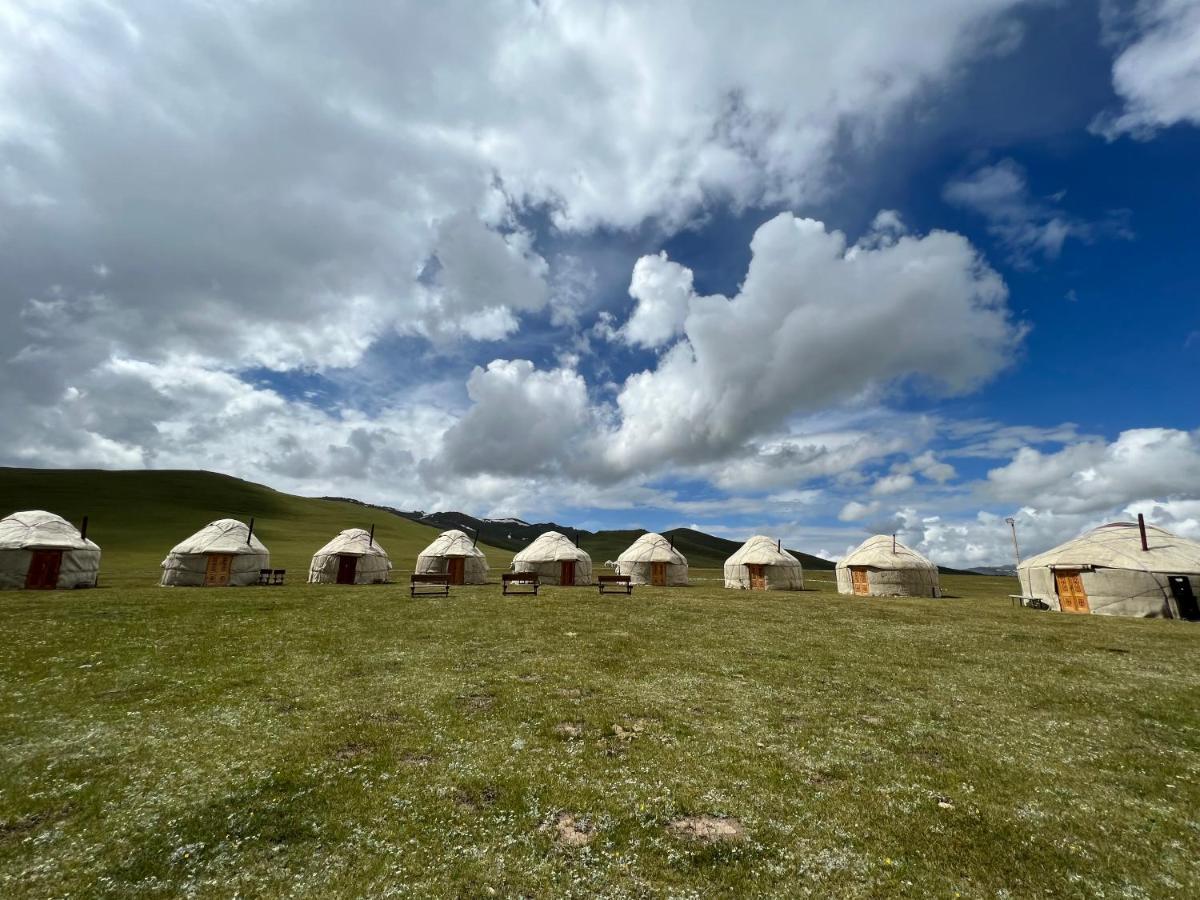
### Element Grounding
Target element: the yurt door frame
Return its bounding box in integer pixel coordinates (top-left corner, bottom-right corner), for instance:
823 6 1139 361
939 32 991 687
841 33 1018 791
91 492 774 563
205 553 233 587
336 555 358 585
748 564 766 591
1054 569 1089 613
447 557 465 585
560 560 576 586
850 567 869 596
1168 576 1199 621
25 549 63 589
651 561 667 586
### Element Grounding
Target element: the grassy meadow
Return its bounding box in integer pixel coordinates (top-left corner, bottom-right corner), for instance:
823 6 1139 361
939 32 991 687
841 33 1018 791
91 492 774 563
2 470 1199 897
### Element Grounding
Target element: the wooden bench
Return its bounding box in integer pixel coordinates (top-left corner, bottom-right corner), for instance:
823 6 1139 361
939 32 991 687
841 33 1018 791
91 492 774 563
411 574 450 597
599 575 633 595
259 569 286 585
502 572 539 595
1009 594 1047 610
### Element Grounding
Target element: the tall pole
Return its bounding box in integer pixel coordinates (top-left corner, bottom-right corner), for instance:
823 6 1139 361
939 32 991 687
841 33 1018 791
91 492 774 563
1005 517 1020 567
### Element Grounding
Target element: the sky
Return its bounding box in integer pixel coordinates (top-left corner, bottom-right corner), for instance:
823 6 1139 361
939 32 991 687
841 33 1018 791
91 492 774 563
1 0 1198 567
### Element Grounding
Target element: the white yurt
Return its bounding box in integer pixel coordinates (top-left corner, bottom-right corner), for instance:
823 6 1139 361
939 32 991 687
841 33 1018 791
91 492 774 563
160 518 269 587
836 535 941 598
308 528 392 584
414 529 488 584
511 531 593 586
0 510 101 590
613 533 688 586
724 535 804 591
1017 520 1200 619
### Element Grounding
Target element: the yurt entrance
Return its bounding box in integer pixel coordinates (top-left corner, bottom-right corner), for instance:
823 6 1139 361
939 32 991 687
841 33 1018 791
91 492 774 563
25 550 62 589
850 567 869 596
651 562 667 586
1055 570 1089 613
336 555 358 585
748 564 766 591
1169 576 1199 620
205 554 233 587
447 557 465 585
560 560 576 586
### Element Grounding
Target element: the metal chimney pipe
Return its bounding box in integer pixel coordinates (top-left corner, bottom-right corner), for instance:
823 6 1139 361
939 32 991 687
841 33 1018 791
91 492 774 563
247 517 255 545
472 526 479 548
892 533 897 554
79 515 89 541
1138 513 1149 551
777 539 781 552
368 523 375 547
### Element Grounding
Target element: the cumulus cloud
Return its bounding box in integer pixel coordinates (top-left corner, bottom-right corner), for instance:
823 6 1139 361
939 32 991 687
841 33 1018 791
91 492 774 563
622 253 694 349
605 212 1022 472
943 158 1131 266
1093 0 1200 139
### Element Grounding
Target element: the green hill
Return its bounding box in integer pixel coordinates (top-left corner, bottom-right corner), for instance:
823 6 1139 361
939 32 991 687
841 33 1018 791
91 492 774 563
0 468 515 587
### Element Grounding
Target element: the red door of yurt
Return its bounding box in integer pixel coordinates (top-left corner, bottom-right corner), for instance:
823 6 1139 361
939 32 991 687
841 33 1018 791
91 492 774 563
651 562 667 586
748 564 766 591
447 557 465 585
25 550 63 589
560 560 576 586
336 555 358 584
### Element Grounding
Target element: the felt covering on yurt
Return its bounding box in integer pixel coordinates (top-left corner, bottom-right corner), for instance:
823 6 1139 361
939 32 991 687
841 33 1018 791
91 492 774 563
160 518 269 586
836 535 941 597
613 533 688 586
0 510 101 590
1017 521 1200 618
414 529 489 584
511 531 593 585
723 535 804 590
308 528 392 584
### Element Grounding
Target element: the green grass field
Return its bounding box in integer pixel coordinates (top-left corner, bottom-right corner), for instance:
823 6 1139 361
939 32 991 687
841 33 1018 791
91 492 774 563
2 471 1199 897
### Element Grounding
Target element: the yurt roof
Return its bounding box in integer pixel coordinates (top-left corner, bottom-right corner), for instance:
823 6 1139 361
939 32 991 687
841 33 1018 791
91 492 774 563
726 535 801 568
168 519 268 555
0 510 98 551
418 529 486 559
513 531 591 564
313 528 389 559
838 535 936 570
617 532 687 565
1020 522 1200 574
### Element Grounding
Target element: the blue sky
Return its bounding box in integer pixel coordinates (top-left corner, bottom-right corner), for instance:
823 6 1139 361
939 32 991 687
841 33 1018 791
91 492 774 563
1 0 1198 566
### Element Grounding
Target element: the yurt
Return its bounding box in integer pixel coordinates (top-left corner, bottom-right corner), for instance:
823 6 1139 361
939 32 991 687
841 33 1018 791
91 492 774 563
308 528 392 584
1017 519 1200 619
160 518 269 587
0 510 101 590
414 529 488 584
613 533 688 586
724 535 804 591
836 535 941 598
511 531 593 586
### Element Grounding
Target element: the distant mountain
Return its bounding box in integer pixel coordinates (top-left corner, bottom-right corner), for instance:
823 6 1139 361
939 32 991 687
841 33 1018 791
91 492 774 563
967 565 1017 577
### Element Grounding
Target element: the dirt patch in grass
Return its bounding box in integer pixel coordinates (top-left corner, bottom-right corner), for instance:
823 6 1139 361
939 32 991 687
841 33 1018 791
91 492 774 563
0 803 73 842
399 751 432 767
554 722 583 739
459 692 495 711
334 742 370 761
545 812 594 847
455 784 499 811
667 815 745 843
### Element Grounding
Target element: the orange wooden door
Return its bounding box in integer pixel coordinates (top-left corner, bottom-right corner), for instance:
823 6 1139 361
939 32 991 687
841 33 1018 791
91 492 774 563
651 562 667 586
850 567 869 596
1055 570 1089 613
560 560 576 586
25 550 63 589
336 555 358 585
204 553 232 586
748 564 766 591
447 557 465 585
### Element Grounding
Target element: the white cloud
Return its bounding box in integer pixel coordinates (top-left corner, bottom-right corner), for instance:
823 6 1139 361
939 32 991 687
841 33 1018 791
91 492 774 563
943 158 1131 266
605 212 1021 472
622 252 694 349
839 500 881 522
872 473 916 495
1094 0 1200 139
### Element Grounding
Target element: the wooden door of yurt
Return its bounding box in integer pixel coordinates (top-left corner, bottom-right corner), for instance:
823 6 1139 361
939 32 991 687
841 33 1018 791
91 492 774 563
447 557 465 585
651 562 667 586
336 555 358 585
560 560 576 586
205 553 233 586
748 564 766 591
25 550 63 589
850 567 869 596
1055 570 1089 613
